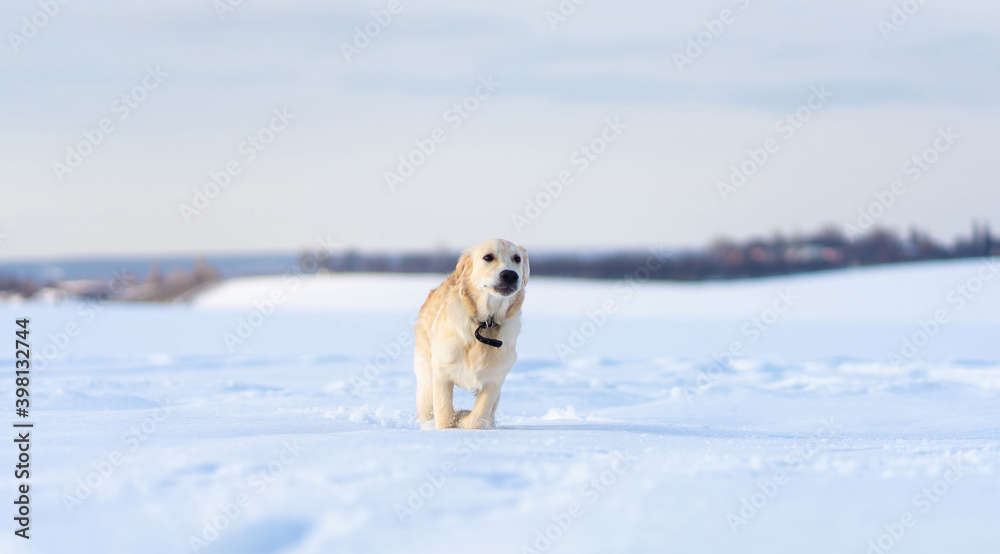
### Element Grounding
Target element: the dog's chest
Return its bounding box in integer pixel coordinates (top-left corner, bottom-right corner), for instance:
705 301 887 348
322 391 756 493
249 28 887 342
447 361 486 391
444 337 514 392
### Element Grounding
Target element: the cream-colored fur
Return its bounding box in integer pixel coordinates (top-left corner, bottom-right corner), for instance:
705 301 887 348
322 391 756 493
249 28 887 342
414 239 529 430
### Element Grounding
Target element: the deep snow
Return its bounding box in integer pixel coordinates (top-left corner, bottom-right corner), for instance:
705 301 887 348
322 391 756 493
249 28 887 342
1 259 999 553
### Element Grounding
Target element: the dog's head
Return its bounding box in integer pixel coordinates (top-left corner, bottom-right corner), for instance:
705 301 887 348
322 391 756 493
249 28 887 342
455 238 529 299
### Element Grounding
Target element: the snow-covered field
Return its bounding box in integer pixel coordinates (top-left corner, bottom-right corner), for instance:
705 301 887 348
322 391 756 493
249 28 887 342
2 259 999 553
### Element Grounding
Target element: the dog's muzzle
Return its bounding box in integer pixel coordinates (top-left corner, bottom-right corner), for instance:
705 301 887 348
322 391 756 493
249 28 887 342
493 270 519 296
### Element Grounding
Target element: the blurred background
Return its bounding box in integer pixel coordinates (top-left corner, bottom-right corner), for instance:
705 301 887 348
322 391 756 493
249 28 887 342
1 0 999 295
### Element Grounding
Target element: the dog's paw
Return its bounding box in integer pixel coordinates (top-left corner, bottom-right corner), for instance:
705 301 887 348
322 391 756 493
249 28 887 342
454 410 477 429
457 414 492 430
433 411 461 429
419 420 436 430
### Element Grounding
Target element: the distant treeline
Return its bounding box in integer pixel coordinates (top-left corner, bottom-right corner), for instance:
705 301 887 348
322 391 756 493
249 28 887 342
3 224 998 300
0 274 39 298
305 223 999 281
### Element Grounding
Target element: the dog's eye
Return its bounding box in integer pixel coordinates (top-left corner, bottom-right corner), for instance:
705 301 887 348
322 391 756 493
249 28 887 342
512 255 521 264
483 254 494 262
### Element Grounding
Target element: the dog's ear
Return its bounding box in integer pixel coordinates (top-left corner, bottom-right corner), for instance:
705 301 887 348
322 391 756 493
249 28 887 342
518 244 529 286
454 252 478 314
454 252 473 282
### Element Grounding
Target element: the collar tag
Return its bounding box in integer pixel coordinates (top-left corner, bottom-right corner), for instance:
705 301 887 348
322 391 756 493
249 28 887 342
474 317 502 348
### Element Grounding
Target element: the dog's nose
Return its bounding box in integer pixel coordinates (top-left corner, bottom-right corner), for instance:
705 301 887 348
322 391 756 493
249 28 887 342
499 270 518 285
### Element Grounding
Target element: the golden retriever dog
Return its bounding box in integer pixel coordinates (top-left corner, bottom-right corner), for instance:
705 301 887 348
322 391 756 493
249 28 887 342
414 239 529 429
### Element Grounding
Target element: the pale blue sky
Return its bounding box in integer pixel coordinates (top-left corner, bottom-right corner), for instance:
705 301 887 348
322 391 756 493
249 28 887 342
1 0 998 259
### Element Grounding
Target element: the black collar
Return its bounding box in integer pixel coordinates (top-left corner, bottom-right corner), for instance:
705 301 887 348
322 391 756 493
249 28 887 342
474 316 502 348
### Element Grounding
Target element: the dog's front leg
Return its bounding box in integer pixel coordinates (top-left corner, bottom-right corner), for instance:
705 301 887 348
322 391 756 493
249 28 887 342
432 370 457 429
459 381 501 429
487 390 501 427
